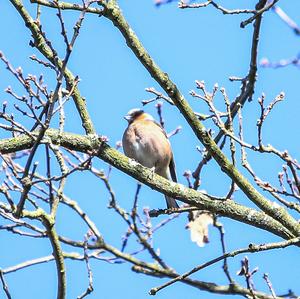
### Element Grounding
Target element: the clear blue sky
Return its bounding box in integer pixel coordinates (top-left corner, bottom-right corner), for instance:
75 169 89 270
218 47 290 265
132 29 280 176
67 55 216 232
1 1 300 298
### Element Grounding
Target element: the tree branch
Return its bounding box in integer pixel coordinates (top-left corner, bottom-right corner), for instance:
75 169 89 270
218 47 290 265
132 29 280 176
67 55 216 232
150 236 300 295
9 0 96 135
101 0 300 236
0 130 295 240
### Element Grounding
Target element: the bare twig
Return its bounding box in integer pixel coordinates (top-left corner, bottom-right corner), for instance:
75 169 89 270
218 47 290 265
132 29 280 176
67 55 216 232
149 237 300 295
0 270 12 299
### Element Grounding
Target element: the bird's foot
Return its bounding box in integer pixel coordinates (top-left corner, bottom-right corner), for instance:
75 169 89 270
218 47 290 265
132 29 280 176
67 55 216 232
147 166 156 181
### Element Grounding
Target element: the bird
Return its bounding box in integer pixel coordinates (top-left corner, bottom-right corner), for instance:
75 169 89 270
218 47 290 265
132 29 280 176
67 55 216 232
122 108 179 208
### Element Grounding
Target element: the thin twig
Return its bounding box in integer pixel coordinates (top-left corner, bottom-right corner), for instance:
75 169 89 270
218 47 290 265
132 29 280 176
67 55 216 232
149 237 300 295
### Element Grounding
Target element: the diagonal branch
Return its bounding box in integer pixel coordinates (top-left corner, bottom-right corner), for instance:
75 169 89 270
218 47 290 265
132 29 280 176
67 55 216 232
9 0 95 135
100 0 300 236
150 236 300 295
27 0 300 237
0 130 295 240
0 247 284 299
0 270 12 299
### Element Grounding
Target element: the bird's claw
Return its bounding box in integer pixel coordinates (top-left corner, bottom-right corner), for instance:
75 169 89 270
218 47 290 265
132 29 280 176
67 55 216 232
147 166 156 180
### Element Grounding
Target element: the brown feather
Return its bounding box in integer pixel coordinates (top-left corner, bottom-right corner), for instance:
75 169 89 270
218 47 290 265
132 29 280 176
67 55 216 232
123 111 179 208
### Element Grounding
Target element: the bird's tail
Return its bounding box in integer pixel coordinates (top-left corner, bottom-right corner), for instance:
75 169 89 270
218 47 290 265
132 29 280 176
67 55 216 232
165 195 179 209
157 164 179 209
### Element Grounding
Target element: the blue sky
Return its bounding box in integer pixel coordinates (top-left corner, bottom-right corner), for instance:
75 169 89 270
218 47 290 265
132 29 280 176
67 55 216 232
1 1 300 298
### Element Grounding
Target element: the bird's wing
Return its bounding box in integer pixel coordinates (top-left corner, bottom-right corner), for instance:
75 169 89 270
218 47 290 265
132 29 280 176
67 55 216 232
151 120 177 183
169 154 177 183
152 120 169 138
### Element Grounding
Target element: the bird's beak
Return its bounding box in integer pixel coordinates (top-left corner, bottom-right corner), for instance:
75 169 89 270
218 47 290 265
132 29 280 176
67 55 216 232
124 115 131 121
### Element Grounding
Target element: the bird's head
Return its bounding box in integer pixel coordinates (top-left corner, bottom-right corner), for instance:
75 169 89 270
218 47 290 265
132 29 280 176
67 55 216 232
124 108 154 124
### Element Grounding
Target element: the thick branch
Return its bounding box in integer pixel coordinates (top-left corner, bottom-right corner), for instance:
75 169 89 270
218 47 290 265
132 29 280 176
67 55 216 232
9 0 95 135
0 130 295 240
26 0 300 237
43 217 66 299
0 206 67 299
101 1 300 236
